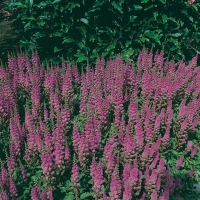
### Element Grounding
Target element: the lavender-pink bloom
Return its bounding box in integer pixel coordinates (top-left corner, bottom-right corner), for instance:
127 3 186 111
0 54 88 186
41 187 53 200
72 123 80 153
21 167 28 182
191 144 199 157
151 191 158 200
71 162 79 184
122 185 132 200
0 190 9 200
109 168 121 200
6 156 16 175
41 153 54 177
176 158 184 169
1 167 9 187
122 162 132 186
188 169 195 177
9 179 18 197
31 185 41 200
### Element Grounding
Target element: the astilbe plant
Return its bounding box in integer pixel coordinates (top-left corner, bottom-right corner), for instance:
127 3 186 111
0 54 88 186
0 48 199 199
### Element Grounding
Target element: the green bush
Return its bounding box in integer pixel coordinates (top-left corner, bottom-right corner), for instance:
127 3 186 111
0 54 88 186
1 0 200 69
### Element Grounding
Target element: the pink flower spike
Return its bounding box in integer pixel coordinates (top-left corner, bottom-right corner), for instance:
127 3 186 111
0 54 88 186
176 158 184 169
188 170 195 177
188 0 195 4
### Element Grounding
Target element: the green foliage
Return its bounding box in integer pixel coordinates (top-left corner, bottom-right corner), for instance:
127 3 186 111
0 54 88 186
1 0 200 69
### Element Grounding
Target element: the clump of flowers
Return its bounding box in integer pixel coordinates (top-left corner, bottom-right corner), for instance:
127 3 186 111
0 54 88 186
0 47 199 200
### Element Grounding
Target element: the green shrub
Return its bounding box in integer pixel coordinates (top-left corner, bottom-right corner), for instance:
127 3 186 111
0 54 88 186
1 0 200 69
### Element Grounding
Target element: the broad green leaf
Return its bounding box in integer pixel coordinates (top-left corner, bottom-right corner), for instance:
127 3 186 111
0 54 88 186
122 48 134 59
162 14 167 23
94 0 104 7
134 5 142 10
171 33 181 37
102 51 109 57
106 44 114 52
77 42 84 49
29 0 33 7
68 3 80 12
38 1 52 7
33 32 45 37
189 16 193 22
159 0 166 3
170 45 179 51
168 17 177 24
119 0 124 6
192 5 198 12
80 18 89 25
155 29 162 33
179 20 184 27
77 56 87 63
129 16 137 22
37 21 45 26
144 30 156 39
23 17 36 20
80 26 87 37
62 38 75 44
144 5 153 10
181 9 188 15
52 0 60 3
65 193 75 200
125 40 131 48
111 2 123 14
80 192 92 199
54 46 61 53
51 32 62 37
154 11 158 19
141 0 149 3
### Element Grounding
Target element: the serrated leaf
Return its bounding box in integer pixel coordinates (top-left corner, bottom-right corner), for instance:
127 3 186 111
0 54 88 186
134 5 142 10
80 192 92 199
162 14 167 23
80 18 89 25
111 1 123 14
171 33 181 37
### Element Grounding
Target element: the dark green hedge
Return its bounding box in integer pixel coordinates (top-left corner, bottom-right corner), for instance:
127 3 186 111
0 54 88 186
1 0 200 68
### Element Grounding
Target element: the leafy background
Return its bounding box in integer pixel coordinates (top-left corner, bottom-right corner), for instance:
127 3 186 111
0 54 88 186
0 0 200 69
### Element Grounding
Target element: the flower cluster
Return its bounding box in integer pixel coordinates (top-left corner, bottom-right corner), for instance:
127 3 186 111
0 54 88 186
0 48 199 200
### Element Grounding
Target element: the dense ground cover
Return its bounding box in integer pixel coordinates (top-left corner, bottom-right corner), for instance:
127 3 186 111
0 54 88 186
0 48 200 199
